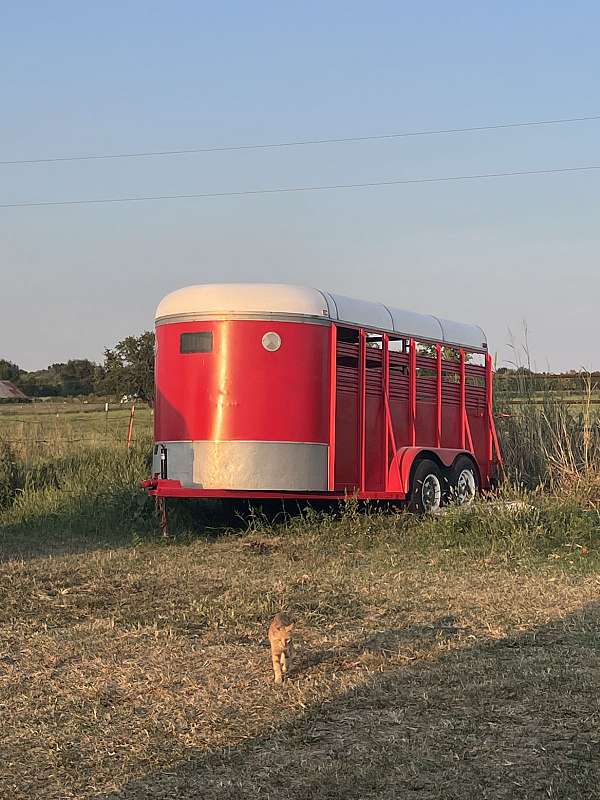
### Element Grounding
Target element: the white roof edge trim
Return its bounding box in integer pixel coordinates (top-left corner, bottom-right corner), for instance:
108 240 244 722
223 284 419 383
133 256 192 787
155 283 487 350
155 283 329 322
316 290 339 320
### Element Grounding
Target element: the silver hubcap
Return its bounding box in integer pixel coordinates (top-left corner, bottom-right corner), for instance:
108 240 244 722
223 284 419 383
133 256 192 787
421 474 442 512
455 469 476 505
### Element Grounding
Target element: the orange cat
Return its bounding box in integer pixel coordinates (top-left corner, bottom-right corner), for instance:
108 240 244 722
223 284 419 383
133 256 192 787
268 612 295 684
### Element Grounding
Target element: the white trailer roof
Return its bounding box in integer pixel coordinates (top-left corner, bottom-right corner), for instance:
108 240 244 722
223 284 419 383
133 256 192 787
156 283 487 350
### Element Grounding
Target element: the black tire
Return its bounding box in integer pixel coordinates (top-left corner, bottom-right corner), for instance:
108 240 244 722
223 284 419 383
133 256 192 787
449 455 479 506
408 459 444 514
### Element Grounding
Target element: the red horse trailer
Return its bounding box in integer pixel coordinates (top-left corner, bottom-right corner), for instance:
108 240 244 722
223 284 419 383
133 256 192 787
144 284 501 513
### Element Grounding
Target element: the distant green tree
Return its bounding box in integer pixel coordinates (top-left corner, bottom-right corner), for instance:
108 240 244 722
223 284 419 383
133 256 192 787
101 332 155 403
13 361 101 397
54 360 100 395
0 359 20 382
18 367 63 397
417 344 463 362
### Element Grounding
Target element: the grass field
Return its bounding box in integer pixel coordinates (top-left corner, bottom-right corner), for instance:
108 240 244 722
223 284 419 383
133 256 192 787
0 401 153 450
1 400 600 799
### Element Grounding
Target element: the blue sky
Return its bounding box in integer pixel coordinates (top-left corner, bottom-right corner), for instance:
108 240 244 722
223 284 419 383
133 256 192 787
2 1 599 370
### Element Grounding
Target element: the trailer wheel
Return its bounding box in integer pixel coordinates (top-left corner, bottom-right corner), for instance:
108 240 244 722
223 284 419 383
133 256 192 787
408 459 444 514
449 456 479 506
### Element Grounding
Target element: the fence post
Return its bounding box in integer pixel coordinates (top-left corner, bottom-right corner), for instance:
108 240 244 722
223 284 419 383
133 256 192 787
126 401 136 450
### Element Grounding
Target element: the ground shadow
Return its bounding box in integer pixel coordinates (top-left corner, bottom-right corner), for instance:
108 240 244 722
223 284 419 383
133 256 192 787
0 481 173 563
294 615 464 674
0 492 328 562
0 467 390 563
96 602 600 799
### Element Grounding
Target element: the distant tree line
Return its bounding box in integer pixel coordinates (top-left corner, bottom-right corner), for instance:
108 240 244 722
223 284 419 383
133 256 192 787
495 367 600 394
2 336 597 403
1 331 155 403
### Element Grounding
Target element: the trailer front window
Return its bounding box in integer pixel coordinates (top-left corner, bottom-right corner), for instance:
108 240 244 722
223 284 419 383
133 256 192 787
180 332 213 353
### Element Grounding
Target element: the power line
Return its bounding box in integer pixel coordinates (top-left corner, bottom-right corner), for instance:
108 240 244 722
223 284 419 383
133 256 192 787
1 164 599 209
2 114 599 166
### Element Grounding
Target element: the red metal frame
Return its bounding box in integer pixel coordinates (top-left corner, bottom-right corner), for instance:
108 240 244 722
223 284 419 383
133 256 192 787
486 352 503 479
459 350 475 454
459 349 466 450
359 329 367 493
328 325 337 490
143 479 407 501
435 343 442 448
408 338 417 446
383 334 390 479
383 365 402 492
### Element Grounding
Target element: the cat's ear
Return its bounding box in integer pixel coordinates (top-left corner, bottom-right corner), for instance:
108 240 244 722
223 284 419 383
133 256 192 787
285 623 295 633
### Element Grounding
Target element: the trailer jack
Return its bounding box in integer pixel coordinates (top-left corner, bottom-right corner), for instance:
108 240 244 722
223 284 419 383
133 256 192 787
155 496 169 538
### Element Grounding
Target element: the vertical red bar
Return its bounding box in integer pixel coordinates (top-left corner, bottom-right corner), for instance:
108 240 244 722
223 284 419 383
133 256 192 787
409 338 416 446
383 334 389 491
485 352 493 482
435 343 442 447
359 329 366 492
328 324 337 491
459 349 466 449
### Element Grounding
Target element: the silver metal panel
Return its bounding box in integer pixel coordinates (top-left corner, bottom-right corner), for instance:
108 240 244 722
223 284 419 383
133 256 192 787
328 293 393 331
160 441 196 487
158 440 328 491
386 305 444 341
436 318 487 350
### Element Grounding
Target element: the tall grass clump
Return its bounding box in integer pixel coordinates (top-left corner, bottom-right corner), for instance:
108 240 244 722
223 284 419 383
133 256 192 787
0 434 156 552
232 489 600 569
495 357 600 493
0 438 22 509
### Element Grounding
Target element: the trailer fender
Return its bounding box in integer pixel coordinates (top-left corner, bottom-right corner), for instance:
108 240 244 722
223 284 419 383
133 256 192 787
387 447 475 493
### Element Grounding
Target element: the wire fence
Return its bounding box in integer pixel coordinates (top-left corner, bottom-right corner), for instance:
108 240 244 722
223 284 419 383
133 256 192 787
0 438 151 445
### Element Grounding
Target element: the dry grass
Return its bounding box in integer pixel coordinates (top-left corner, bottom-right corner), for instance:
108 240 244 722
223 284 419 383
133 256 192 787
1 510 600 799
